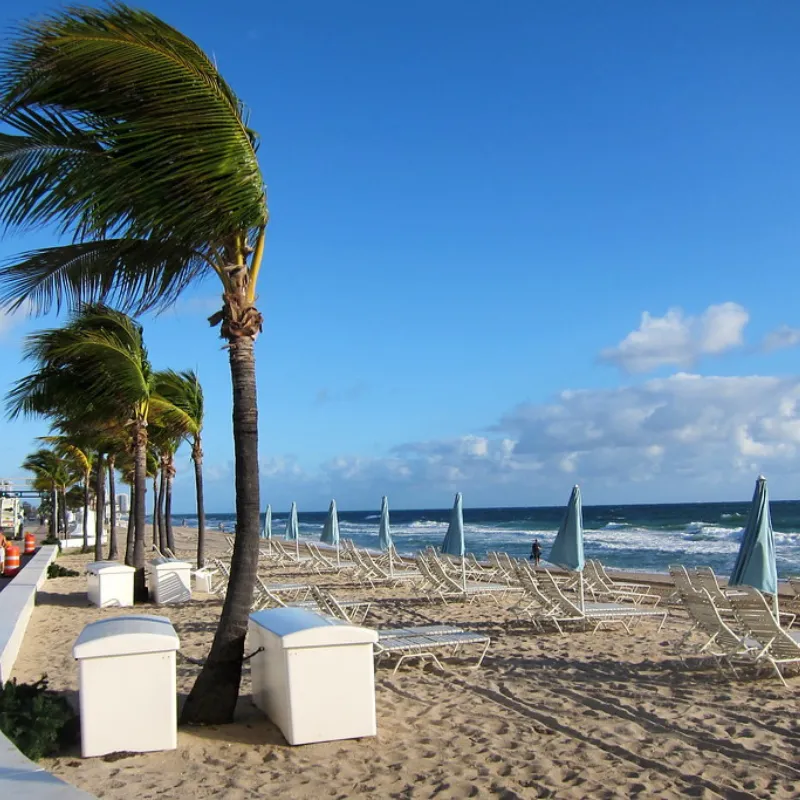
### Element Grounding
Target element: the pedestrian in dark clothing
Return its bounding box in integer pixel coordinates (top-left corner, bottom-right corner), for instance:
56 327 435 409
530 539 542 567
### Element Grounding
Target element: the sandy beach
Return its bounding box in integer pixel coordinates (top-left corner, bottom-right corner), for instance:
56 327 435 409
9 525 800 799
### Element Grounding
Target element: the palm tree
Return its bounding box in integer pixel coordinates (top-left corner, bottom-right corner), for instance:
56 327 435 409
0 6 267 723
40 435 94 551
7 305 157 597
154 370 206 566
21 448 72 538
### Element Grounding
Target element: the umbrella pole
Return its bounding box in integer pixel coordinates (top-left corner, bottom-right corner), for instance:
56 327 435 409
296 535 299 562
462 558 467 592
389 545 394 578
774 591 780 626
579 571 585 614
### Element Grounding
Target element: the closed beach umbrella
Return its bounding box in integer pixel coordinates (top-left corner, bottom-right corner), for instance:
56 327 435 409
549 485 585 610
321 499 340 545
261 503 272 554
378 496 393 577
441 492 466 589
285 501 299 559
729 475 778 618
321 499 341 566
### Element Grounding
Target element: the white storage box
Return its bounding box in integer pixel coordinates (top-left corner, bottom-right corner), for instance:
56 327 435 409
147 558 192 604
248 607 378 745
193 566 215 594
86 561 134 608
73 615 179 757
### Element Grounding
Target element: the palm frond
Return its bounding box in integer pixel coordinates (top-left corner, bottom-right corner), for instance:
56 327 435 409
0 238 211 315
0 3 266 245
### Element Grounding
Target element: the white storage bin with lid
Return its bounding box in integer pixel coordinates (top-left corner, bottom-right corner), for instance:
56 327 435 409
73 615 179 757
248 607 378 745
86 561 135 607
146 557 192 604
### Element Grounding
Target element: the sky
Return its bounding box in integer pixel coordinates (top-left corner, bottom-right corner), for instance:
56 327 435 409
3 1 800 512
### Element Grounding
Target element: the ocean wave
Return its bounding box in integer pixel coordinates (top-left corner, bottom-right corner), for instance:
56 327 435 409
603 522 629 530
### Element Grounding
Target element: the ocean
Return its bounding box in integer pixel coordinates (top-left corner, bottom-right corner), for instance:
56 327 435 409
168 500 800 578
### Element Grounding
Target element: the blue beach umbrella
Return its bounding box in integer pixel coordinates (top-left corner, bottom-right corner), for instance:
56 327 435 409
321 499 340 545
321 499 341 566
549 485 585 610
261 504 272 539
285 501 299 559
441 492 466 589
378 496 393 576
729 475 779 617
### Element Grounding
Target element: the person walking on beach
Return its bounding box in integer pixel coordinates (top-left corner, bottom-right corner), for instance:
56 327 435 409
530 539 542 567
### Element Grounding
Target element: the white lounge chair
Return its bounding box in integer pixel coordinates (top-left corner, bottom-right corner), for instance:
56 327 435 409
729 586 800 686
537 570 668 634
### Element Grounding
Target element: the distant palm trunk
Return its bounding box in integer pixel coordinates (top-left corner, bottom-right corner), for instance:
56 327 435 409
82 471 90 551
193 437 206 567
152 474 158 547
94 455 105 562
124 482 135 566
50 483 57 539
181 336 260 724
131 420 149 601
157 457 167 553
107 454 118 560
59 487 67 535
165 452 175 554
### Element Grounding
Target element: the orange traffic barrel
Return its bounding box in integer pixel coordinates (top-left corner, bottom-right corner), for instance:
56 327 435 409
3 544 20 577
23 532 36 555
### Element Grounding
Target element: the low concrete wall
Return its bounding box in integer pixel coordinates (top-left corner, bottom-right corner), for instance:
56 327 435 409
0 545 96 797
0 732 94 798
0 546 58 683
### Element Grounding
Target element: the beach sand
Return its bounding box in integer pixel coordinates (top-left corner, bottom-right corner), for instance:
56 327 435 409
10 525 800 799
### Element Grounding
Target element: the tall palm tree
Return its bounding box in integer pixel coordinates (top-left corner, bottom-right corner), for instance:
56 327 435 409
0 6 267 723
40 435 94 551
7 305 157 596
21 448 71 538
154 370 205 566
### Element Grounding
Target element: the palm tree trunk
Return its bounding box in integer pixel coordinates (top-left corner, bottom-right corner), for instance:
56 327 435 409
124 482 136 566
59 487 67 535
157 457 167 553
82 471 90 552
107 454 118 560
165 453 175 554
94 456 105 562
50 483 57 540
152 475 158 547
132 420 148 601
182 335 260 724
193 437 206 567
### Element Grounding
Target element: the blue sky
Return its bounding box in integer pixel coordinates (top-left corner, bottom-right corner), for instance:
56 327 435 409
3 1 800 512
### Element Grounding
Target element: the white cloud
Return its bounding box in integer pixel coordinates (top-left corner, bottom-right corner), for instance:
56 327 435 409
192 372 800 508
762 325 800 353
599 302 749 374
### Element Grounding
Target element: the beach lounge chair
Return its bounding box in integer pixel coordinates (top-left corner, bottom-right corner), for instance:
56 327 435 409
679 588 760 676
583 559 659 605
668 564 699 603
373 629 491 674
425 554 520 604
536 570 668 634
257 585 371 623
729 587 800 686
587 559 659 604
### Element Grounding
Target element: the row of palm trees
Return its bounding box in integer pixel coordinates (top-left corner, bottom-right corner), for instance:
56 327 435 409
0 3 266 724
10 306 206 579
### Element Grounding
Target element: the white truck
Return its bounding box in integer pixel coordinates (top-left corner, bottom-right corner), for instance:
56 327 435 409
0 496 23 539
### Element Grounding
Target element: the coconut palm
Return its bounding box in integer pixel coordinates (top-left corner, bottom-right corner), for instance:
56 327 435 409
20 448 72 538
40 434 94 551
154 370 205 566
7 305 157 595
0 5 267 723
